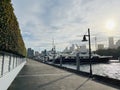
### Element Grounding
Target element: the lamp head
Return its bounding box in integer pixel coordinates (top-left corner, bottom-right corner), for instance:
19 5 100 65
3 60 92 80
82 35 88 42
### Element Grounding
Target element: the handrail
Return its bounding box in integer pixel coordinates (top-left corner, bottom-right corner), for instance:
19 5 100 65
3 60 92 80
0 51 26 77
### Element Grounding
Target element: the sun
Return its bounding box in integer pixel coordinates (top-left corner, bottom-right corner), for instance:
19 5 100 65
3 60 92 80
105 20 116 30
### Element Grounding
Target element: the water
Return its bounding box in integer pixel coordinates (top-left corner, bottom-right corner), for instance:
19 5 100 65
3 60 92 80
59 60 120 80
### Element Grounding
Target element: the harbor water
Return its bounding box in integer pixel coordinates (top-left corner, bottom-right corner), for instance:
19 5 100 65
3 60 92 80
58 60 120 80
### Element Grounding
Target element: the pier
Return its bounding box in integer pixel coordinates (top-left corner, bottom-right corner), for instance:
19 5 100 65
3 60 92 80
8 59 118 90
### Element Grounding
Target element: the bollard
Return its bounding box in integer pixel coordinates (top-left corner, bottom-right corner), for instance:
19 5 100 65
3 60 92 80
60 55 62 67
1 53 5 76
76 53 80 71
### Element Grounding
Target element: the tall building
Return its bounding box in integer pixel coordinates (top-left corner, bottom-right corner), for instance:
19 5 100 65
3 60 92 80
98 44 104 50
63 47 69 52
80 45 88 53
108 37 115 49
69 44 75 52
27 48 34 58
35 51 40 56
115 40 120 48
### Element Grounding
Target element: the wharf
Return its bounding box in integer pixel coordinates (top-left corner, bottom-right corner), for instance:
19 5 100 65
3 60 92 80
8 59 118 90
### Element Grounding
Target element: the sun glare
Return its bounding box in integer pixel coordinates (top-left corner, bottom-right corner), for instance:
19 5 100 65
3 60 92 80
105 20 116 30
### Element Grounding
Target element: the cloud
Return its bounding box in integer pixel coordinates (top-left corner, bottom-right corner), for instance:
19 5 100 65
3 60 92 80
12 0 120 51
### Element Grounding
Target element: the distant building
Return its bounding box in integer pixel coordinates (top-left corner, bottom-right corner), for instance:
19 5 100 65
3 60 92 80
69 44 75 52
115 40 120 48
34 51 40 60
35 51 40 56
108 37 115 49
80 45 88 53
27 48 34 58
63 47 69 53
98 44 104 50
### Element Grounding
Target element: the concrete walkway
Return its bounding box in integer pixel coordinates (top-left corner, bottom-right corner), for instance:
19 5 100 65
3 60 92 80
8 59 118 90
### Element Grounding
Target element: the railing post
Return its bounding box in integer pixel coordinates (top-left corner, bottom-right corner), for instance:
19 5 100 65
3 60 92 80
1 53 5 76
76 53 80 71
16 56 17 67
8 54 11 72
17 56 19 66
19 57 20 65
19 57 20 64
60 55 62 67
20 57 21 64
13 56 15 69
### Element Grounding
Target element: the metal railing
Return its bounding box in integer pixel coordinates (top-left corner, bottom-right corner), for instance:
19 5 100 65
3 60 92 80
0 51 26 77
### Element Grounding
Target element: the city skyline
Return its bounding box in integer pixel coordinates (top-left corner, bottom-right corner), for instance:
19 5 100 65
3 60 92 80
12 0 120 51
29 36 120 54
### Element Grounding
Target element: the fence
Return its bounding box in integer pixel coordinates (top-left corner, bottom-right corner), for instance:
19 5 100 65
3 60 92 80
0 51 26 77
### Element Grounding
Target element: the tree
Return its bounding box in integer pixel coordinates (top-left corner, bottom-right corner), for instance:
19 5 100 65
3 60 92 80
0 0 26 56
96 47 120 59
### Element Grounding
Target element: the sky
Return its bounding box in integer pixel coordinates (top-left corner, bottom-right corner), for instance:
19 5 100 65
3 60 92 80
11 0 120 52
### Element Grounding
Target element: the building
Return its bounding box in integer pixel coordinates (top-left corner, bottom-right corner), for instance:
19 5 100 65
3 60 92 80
27 48 34 58
80 45 88 53
35 51 40 57
63 47 69 53
115 40 120 48
69 44 75 52
98 44 104 50
108 37 115 49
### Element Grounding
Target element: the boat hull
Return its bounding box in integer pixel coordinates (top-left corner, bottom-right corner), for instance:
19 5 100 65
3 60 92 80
54 57 110 64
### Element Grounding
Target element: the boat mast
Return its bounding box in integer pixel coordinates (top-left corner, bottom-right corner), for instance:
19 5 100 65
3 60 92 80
95 37 97 51
52 38 56 51
52 38 56 63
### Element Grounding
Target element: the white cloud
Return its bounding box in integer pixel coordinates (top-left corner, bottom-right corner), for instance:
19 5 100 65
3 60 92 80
12 0 120 51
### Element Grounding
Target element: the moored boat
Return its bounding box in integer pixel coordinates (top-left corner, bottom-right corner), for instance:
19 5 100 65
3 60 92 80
53 51 112 64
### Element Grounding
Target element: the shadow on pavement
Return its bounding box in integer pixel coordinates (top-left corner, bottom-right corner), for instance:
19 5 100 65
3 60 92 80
75 78 90 90
38 74 73 89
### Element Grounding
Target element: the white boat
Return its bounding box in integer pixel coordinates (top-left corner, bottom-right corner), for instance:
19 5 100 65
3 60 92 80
54 49 112 64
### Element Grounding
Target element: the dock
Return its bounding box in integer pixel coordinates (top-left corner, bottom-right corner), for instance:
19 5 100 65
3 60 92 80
8 59 118 90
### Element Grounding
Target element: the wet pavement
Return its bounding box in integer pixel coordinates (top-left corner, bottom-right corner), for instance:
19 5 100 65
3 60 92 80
8 59 118 90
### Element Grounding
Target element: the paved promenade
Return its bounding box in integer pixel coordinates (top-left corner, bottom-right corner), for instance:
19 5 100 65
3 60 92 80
8 59 118 90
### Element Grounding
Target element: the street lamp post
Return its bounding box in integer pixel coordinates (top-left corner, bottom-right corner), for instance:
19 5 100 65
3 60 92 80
82 28 92 77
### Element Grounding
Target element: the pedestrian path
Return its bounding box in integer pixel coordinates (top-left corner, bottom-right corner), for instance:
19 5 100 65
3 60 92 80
8 59 118 90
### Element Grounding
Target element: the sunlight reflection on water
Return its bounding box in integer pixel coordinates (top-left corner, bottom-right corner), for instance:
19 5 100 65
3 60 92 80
62 60 120 80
